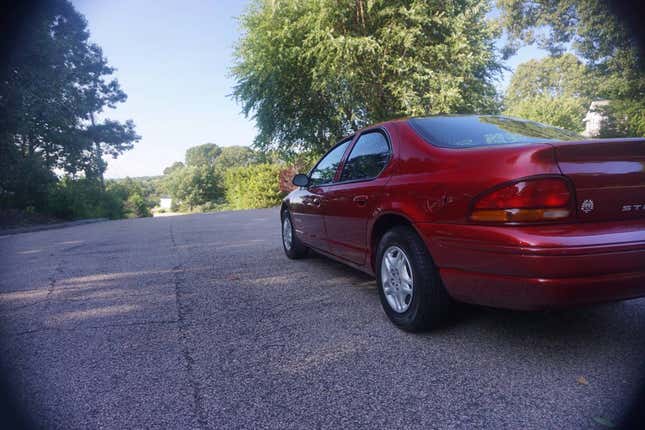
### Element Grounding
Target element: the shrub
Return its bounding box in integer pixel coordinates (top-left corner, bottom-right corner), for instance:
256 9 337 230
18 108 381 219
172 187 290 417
46 178 126 220
163 165 223 211
224 164 285 210
126 193 152 218
0 150 56 211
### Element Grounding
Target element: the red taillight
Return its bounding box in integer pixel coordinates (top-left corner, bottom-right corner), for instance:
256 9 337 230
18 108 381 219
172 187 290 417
470 178 572 223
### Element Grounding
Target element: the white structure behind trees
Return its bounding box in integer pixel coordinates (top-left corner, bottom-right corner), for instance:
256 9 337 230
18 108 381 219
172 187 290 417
159 198 172 210
582 100 610 138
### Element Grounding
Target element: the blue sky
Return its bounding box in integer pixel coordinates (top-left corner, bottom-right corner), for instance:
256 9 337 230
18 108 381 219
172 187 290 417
73 0 548 178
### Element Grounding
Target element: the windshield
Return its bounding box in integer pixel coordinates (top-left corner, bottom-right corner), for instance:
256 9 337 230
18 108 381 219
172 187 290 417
409 115 583 148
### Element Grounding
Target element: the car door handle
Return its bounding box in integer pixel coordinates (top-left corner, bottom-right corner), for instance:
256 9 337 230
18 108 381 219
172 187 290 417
353 195 368 206
312 197 321 207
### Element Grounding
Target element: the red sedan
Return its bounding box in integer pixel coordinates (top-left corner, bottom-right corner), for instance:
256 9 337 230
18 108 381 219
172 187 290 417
280 115 645 331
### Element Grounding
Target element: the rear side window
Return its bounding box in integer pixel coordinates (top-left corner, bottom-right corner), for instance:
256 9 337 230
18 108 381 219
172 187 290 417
309 139 351 186
409 115 582 148
340 131 390 182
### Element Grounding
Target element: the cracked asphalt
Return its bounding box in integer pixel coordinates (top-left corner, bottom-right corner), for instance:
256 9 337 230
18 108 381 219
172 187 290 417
1 207 644 429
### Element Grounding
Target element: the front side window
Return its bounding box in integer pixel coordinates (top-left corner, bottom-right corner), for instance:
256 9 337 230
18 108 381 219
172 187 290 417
309 139 351 186
340 131 390 182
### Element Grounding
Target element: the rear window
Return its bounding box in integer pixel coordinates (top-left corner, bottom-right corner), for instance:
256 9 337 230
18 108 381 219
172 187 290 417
408 116 582 148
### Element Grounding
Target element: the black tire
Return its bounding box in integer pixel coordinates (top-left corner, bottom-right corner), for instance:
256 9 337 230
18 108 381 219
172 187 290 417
375 225 452 332
281 209 308 259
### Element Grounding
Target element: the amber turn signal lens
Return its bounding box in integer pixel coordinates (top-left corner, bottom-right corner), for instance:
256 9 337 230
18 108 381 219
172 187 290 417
470 208 571 223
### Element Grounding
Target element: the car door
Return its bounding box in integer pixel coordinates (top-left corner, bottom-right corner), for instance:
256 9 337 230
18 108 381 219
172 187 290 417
323 129 393 265
289 139 352 250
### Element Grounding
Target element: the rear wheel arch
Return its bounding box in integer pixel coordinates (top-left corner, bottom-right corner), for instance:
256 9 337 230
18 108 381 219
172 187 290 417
369 212 417 270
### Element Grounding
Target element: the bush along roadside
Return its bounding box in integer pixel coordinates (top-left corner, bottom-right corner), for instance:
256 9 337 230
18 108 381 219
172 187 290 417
224 164 286 210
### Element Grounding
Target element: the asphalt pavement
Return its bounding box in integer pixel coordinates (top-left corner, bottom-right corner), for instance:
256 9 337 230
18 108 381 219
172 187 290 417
1 207 644 429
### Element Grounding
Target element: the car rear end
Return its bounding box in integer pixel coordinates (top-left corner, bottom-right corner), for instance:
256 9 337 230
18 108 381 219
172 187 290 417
425 219 645 310
407 116 645 309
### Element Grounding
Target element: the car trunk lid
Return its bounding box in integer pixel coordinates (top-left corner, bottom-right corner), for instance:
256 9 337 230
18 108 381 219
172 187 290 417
548 138 645 221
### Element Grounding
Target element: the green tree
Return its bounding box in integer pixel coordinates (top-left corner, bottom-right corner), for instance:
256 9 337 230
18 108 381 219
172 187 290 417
213 146 258 173
496 0 645 136
505 95 588 132
594 99 645 138
185 143 221 168
163 161 185 175
496 0 637 65
105 177 157 218
164 165 222 211
161 144 264 212
0 0 139 210
126 193 152 218
504 54 591 131
233 0 502 159
504 54 590 105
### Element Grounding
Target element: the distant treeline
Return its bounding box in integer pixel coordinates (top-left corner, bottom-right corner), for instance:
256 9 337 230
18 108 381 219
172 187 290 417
154 143 291 214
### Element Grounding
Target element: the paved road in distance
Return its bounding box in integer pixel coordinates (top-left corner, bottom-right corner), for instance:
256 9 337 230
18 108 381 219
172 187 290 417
1 207 644 429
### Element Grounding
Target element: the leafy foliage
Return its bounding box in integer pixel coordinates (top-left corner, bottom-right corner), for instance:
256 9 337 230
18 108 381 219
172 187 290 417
158 142 292 213
162 144 271 211
126 193 152 218
504 96 588 132
0 0 139 220
503 54 590 131
106 177 158 218
47 178 125 220
233 0 502 159
504 54 590 104
163 161 185 175
0 149 56 210
497 0 644 136
41 176 157 221
0 0 140 180
213 146 259 173
595 99 645 138
185 143 222 168
496 0 637 64
164 165 222 211
224 164 285 210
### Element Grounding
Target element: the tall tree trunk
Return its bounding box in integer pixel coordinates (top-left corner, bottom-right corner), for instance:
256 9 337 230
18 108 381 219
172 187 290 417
89 112 105 189
355 0 366 33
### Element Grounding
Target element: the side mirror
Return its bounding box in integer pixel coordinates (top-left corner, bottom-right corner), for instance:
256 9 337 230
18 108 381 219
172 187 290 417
292 173 310 187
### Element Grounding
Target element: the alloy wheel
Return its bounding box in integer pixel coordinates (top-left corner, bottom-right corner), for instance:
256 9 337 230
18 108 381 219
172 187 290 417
282 216 293 251
380 246 414 313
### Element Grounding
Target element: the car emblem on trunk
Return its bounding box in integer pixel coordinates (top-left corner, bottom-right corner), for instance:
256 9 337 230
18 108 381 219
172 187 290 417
580 199 594 213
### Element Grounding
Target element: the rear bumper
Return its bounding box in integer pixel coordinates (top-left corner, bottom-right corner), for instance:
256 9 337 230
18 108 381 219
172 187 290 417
416 220 645 310
439 268 645 310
